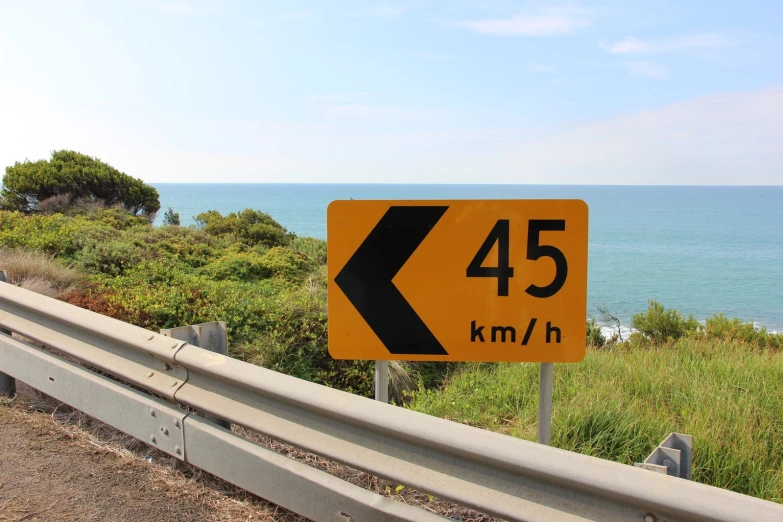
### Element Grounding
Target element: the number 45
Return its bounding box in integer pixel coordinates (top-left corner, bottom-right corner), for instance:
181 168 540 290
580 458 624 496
466 219 568 298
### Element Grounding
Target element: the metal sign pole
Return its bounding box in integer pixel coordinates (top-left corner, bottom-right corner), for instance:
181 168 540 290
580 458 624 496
537 362 554 445
375 360 389 403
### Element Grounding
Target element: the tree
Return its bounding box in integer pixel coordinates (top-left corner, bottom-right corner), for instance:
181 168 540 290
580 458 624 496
162 207 180 226
1 150 160 218
597 304 624 342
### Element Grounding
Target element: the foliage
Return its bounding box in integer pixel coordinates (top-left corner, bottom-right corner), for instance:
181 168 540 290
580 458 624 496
631 299 699 342
195 208 295 248
290 236 327 264
162 207 180 226
701 313 781 349
197 248 316 283
586 317 606 347
407 338 783 503
259 288 375 396
1 150 160 217
0 211 87 256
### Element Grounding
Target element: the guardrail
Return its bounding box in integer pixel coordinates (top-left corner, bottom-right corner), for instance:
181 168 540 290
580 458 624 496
1 281 782 522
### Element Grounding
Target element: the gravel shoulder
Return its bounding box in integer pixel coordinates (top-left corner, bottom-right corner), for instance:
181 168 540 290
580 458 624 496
0 384 300 522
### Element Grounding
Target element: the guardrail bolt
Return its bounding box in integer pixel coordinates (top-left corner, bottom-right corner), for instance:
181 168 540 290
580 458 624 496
150 435 157 444
162 427 169 436
339 512 353 521
150 409 156 418
643 514 657 522
175 446 182 455
174 420 180 428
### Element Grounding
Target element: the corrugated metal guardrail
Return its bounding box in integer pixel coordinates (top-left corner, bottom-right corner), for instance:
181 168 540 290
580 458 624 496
1 281 782 522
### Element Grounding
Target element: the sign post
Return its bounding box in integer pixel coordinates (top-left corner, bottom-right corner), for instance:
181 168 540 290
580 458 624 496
538 362 554 445
375 361 389 403
327 200 588 439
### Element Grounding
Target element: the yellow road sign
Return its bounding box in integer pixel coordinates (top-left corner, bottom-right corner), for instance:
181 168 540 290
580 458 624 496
327 200 588 362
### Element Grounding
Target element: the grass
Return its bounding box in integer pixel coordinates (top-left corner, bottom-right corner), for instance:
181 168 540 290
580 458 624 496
0 248 83 297
407 338 783 503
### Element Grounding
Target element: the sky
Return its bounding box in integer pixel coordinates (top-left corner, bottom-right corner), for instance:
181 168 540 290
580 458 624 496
1 1 782 185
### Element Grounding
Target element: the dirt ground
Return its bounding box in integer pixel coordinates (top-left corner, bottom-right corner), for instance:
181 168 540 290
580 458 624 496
0 382 493 522
0 385 303 522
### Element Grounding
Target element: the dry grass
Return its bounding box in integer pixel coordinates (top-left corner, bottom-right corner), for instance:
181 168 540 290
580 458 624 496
388 360 417 404
0 248 83 297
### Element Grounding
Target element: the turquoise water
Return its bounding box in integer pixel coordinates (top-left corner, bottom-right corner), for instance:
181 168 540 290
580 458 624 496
152 184 783 332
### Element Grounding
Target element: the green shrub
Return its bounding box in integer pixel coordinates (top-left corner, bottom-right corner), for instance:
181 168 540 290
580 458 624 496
73 238 148 275
260 287 374 396
259 247 316 281
88 261 285 341
119 226 227 270
586 317 606 347
631 300 698 342
290 236 327 264
703 313 781 349
0 211 83 256
76 206 149 230
198 251 270 282
195 208 295 248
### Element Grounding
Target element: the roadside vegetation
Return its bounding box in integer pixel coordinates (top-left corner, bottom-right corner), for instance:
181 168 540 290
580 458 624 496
410 304 783 503
1 151 781 504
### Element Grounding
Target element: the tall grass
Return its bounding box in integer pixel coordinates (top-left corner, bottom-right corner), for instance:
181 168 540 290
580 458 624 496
407 338 783 503
0 248 83 296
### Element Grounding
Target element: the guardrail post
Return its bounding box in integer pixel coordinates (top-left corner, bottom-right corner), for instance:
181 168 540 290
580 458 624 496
537 362 554 445
161 321 230 429
635 432 694 479
375 361 389 403
0 271 16 397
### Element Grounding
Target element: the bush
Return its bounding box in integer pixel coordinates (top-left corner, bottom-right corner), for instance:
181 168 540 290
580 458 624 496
73 238 148 275
1 150 160 217
586 317 606 347
260 288 375 396
290 236 327 264
0 211 84 256
702 313 781 349
631 300 698 342
195 208 295 248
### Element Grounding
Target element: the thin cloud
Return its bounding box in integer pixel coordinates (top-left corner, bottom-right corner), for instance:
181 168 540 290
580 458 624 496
602 33 730 55
278 9 314 20
528 63 556 73
625 61 667 79
373 4 406 17
322 103 444 121
144 0 221 16
458 6 592 37
501 86 783 185
348 3 407 18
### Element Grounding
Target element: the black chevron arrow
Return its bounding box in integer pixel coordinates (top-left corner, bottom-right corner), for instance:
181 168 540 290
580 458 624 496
335 206 449 356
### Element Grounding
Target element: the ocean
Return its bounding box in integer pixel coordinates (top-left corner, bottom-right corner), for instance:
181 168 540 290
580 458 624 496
152 184 783 333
